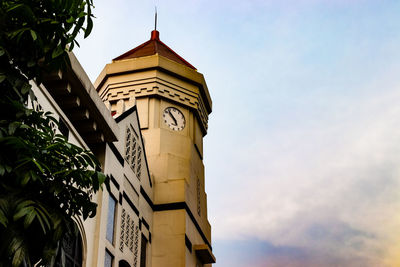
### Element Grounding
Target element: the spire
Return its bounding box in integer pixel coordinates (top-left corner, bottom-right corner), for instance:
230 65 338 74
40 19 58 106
154 6 157 31
151 6 160 40
113 17 196 70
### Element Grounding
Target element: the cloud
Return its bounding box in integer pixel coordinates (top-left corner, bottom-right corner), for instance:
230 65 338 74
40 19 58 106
202 2 400 264
207 85 400 266
214 238 385 267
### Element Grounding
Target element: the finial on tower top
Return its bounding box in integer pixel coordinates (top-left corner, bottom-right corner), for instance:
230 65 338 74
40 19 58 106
154 6 157 31
151 7 160 40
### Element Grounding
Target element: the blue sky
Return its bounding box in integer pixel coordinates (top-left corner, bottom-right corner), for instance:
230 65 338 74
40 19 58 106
75 1 400 266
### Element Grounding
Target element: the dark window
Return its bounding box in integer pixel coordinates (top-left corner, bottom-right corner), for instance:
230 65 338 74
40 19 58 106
55 231 83 267
136 146 142 179
104 249 113 267
140 234 148 267
58 118 69 137
197 178 201 216
106 195 117 243
119 260 131 267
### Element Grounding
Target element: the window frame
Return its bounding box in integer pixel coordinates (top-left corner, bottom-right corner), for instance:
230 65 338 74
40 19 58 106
106 194 117 244
104 249 114 267
124 125 142 180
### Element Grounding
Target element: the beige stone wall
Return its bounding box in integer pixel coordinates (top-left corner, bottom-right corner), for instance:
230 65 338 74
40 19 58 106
152 210 186 267
99 108 154 267
96 54 215 266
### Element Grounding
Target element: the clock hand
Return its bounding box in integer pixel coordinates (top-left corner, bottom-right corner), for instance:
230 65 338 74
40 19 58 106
168 110 178 126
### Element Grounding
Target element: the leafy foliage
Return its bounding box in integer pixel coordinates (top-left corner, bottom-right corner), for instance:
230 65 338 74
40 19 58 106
0 0 107 266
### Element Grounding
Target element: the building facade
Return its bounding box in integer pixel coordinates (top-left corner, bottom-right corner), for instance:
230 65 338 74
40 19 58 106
35 30 215 267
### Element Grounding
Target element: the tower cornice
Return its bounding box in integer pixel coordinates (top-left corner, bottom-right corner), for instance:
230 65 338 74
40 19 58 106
95 54 212 114
95 54 212 134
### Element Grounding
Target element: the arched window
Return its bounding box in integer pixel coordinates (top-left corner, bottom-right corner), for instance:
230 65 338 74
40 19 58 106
119 259 131 267
55 231 83 267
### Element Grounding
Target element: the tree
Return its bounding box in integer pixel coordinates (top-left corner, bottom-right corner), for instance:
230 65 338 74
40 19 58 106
0 0 107 266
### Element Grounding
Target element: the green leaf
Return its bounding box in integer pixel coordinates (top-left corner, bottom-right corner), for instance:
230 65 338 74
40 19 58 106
23 210 36 228
13 206 32 221
32 159 44 173
64 0 73 10
15 158 32 170
84 17 93 38
30 171 39 182
74 39 81 48
21 172 31 186
104 175 111 193
27 60 36 67
34 207 51 234
5 165 12 173
52 45 64 59
25 109 33 116
82 153 94 168
8 27 29 40
8 121 20 134
91 172 99 190
97 172 106 185
0 74 5 83
0 211 8 227
7 3 35 21
69 41 75 51
6 3 24 12
72 17 85 38
21 83 31 94
10 237 25 267
38 18 52 24
30 30 37 41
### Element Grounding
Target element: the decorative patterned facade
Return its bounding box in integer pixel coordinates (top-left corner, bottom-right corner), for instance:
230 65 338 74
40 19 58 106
34 29 215 267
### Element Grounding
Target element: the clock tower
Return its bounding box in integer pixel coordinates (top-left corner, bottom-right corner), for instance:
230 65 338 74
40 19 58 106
95 30 215 266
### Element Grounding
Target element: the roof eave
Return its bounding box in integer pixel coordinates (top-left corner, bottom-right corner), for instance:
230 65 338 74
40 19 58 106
94 54 212 113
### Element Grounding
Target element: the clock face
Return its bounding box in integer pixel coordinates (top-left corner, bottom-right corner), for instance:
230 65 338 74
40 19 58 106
163 107 185 131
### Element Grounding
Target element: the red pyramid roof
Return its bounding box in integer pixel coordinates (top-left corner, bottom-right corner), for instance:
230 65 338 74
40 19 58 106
113 30 196 70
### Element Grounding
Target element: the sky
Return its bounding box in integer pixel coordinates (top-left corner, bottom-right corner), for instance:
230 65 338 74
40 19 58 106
75 0 400 266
